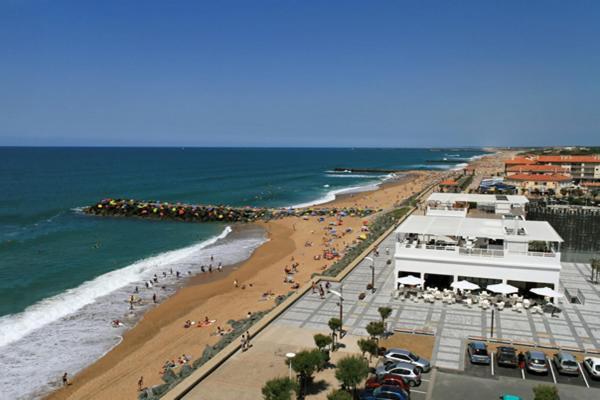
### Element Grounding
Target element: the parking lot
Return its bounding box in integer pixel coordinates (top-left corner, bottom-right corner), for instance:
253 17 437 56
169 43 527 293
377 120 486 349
462 345 600 391
369 360 433 400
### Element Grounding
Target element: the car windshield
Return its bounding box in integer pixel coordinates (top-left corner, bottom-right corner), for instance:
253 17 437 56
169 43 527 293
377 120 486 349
595 365 600 372
412 368 419 375
531 358 546 365
563 360 577 367
473 348 488 356
409 352 419 361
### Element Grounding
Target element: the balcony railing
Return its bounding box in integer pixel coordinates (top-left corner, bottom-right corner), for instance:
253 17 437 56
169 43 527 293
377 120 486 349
458 247 505 258
398 242 559 259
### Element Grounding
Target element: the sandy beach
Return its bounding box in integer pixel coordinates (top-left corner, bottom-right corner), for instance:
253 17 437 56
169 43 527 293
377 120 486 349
46 152 506 400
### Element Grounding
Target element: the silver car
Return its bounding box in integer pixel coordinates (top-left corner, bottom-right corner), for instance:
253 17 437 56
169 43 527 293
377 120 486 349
384 348 431 372
525 351 549 375
553 351 579 376
375 361 422 386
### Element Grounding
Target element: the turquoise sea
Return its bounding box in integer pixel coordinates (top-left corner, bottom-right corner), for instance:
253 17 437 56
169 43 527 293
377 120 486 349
0 147 486 398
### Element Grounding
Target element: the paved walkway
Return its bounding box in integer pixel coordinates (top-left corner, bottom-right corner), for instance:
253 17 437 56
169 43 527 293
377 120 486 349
276 234 600 371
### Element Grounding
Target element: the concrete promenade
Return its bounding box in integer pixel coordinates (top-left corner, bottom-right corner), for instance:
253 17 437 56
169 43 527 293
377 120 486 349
277 231 600 370
182 225 600 399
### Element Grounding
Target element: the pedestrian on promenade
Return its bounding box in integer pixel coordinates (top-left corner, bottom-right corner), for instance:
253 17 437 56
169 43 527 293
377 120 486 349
62 372 68 386
138 376 144 391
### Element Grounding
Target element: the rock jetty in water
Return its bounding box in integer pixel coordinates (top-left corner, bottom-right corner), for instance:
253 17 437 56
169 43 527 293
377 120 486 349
84 198 377 223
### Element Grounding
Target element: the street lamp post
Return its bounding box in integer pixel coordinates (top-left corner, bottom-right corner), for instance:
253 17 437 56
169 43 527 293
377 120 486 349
330 286 344 329
365 256 375 293
286 352 296 380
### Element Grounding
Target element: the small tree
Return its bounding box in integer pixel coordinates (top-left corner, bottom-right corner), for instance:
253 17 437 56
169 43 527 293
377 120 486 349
366 321 385 343
262 377 298 400
335 355 370 395
314 333 333 352
378 306 392 330
533 384 559 400
357 338 379 361
328 317 342 350
327 389 353 400
288 349 326 396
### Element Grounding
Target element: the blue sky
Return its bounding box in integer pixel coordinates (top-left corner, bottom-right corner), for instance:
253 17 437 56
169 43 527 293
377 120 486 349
1 0 599 147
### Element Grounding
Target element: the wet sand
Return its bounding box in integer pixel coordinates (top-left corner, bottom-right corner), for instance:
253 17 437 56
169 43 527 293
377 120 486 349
46 154 506 400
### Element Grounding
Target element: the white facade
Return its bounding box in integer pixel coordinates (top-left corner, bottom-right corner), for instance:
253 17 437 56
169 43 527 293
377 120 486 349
394 214 563 292
425 193 529 216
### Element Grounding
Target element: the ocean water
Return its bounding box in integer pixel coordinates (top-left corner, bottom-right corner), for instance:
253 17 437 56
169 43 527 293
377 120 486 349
0 147 486 398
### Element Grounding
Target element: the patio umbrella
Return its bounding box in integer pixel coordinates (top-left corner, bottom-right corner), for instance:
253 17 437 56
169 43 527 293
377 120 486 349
530 287 563 298
486 283 519 295
451 280 480 291
397 275 425 286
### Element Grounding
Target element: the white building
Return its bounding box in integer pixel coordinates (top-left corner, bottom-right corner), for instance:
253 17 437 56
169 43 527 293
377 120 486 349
394 214 563 293
425 193 529 217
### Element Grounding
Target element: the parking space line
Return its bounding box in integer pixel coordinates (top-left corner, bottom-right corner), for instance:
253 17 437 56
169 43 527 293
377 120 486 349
421 379 430 382
412 390 427 394
548 357 557 384
579 362 590 388
521 368 525 380
491 353 494 376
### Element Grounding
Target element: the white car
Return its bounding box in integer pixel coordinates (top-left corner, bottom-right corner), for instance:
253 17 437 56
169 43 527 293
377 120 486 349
583 357 600 379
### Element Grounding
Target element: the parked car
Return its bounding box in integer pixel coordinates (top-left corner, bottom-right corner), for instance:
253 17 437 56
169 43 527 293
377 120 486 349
467 341 491 365
496 346 518 368
375 361 421 386
553 351 579 376
383 348 431 372
525 351 549 375
360 385 409 400
583 357 600 379
365 374 411 393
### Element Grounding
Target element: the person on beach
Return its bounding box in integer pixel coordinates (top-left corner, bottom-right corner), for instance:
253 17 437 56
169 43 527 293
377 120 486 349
138 376 144 392
234 279 239 288
246 330 251 347
208 265 212 273
218 262 222 271
311 281 316 293
201 266 205 273
134 286 139 294
176 271 180 278
152 293 157 304
62 372 68 386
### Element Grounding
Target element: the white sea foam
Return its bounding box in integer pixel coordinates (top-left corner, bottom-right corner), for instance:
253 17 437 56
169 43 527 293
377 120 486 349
325 173 388 178
451 162 469 171
0 226 231 348
0 226 266 400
